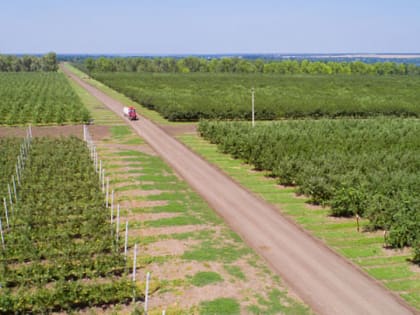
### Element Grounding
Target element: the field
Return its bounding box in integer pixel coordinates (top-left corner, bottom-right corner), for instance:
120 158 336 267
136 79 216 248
179 133 420 309
198 119 420 258
88 125 312 314
0 72 90 125
64 64 420 311
0 138 21 198
91 72 420 121
0 137 146 313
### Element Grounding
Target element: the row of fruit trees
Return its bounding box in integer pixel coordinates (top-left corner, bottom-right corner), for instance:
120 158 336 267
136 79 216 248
0 126 153 313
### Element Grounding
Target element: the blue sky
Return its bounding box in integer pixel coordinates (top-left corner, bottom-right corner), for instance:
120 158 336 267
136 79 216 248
1 0 419 54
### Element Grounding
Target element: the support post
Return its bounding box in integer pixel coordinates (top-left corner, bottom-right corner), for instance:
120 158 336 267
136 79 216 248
102 169 105 192
124 220 128 259
111 190 114 224
106 178 109 208
12 176 17 202
116 204 120 244
144 272 150 315
0 216 5 250
15 165 20 186
132 243 138 302
7 184 13 205
3 198 9 228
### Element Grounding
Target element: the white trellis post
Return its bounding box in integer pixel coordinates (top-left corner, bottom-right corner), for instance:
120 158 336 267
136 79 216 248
102 169 105 192
132 243 138 302
111 190 114 224
116 204 120 244
3 198 9 228
124 220 128 259
94 148 97 171
7 184 13 205
15 165 20 186
106 178 109 208
99 160 102 181
0 216 5 250
7 184 14 216
12 176 17 202
144 272 151 315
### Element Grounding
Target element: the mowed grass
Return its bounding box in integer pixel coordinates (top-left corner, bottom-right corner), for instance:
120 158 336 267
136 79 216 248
64 68 122 126
179 133 420 311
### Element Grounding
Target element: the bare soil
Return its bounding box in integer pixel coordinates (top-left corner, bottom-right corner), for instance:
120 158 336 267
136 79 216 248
0 125 84 138
131 225 210 237
160 124 197 136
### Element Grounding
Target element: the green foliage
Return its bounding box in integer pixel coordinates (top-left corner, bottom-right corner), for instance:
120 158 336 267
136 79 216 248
0 53 58 72
110 125 132 138
183 240 251 263
0 138 21 198
224 265 246 280
80 57 420 75
199 298 240 315
0 137 138 312
198 119 420 252
190 271 223 287
90 72 420 121
249 289 310 315
0 72 90 125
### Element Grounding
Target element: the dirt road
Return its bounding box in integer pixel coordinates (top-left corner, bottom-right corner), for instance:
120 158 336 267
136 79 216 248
63 65 417 315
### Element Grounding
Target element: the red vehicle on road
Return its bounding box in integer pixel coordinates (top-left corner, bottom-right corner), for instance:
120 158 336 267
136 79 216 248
123 106 138 120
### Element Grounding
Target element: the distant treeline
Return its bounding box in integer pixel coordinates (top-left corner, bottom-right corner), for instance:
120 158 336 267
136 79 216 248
0 53 58 72
82 57 420 75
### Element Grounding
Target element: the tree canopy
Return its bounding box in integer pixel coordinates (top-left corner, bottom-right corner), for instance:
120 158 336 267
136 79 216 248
80 56 420 75
0 52 58 72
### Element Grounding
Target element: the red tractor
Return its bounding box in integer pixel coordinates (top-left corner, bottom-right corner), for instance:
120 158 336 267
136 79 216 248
123 106 138 120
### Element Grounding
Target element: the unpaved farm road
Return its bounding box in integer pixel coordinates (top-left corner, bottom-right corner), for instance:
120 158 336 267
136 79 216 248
63 65 417 315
